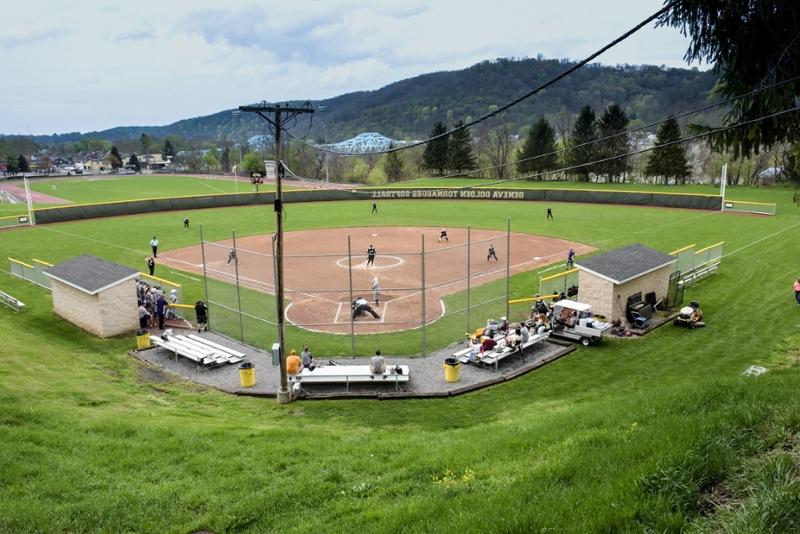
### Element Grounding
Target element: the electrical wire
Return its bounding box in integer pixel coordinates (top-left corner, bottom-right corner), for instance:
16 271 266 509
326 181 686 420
283 2 675 156
473 104 800 186
439 73 800 180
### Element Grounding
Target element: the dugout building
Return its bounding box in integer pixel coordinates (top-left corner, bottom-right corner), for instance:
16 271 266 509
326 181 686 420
576 244 677 323
44 255 139 338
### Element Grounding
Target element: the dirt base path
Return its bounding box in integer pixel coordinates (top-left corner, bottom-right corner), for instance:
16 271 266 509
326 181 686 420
161 226 593 334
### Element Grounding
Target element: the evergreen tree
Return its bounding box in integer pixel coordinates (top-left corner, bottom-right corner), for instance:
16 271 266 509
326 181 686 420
109 146 123 170
422 121 449 175
645 116 690 184
596 104 630 182
516 117 557 178
660 0 800 157
568 105 597 181
6 155 19 173
384 146 405 183
17 155 30 173
163 139 176 159
128 154 141 172
446 121 476 174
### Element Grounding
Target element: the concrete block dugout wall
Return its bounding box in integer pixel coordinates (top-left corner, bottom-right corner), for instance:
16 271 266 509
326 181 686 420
33 188 723 224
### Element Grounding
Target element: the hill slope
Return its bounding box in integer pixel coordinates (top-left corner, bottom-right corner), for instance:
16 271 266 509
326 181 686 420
29 57 718 144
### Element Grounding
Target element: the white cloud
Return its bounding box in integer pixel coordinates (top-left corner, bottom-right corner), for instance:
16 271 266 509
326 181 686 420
1 0 700 134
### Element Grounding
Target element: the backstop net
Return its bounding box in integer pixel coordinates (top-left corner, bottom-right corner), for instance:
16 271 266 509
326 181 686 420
198 223 520 357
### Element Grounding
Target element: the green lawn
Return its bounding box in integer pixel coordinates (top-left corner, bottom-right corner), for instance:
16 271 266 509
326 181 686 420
1 190 800 532
28 174 281 204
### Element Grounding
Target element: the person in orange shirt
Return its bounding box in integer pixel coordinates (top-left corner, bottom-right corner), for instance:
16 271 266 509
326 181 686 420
794 278 800 306
286 349 302 375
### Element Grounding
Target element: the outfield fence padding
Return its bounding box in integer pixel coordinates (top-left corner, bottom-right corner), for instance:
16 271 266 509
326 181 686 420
32 188 724 224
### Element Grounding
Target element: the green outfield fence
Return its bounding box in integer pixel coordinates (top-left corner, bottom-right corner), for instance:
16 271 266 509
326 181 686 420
32 188 725 224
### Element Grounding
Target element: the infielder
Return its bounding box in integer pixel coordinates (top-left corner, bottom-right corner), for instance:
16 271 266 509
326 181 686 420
487 243 498 262
366 244 376 267
227 248 238 265
439 227 449 242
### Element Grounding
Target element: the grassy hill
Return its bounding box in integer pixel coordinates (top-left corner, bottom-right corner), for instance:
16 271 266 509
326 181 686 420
1 190 799 531
24 57 718 145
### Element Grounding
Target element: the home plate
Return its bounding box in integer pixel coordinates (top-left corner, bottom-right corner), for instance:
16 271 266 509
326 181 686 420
534 256 542 260
372 233 378 237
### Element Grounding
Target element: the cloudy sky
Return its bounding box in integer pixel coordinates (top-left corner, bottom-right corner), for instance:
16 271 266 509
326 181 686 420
2 0 702 135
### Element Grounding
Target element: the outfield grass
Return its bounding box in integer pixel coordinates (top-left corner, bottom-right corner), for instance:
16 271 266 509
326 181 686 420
27 174 280 204
1 190 800 531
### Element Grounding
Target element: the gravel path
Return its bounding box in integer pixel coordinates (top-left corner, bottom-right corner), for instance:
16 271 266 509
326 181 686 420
133 331 575 400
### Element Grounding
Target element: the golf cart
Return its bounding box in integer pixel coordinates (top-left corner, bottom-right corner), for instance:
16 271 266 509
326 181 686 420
549 299 611 346
673 300 705 328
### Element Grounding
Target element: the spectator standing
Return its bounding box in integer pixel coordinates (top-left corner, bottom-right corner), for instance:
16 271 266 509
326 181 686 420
156 294 168 330
150 236 159 257
194 300 208 332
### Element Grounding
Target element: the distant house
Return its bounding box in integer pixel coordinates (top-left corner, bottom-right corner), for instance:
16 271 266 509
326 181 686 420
44 255 139 338
83 157 111 173
576 244 677 322
139 153 169 171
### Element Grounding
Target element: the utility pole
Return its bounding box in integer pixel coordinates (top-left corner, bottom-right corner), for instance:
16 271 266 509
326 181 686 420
318 105 330 182
238 101 313 404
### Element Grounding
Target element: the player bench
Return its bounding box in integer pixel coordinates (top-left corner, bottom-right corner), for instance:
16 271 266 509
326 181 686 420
0 289 25 312
455 332 550 371
287 364 410 391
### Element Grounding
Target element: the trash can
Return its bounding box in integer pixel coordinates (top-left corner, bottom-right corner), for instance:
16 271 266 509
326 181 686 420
443 357 461 383
239 362 256 387
135 329 151 350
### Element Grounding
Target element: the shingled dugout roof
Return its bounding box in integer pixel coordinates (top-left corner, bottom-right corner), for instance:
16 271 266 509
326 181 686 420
44 255 138 295
576 244 676 285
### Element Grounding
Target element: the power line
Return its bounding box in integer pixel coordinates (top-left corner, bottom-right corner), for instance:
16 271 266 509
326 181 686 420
473 104 800 186
285 2 675 156
441 73 800 179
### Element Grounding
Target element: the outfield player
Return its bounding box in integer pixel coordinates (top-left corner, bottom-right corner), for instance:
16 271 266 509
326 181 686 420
366 244 376 266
